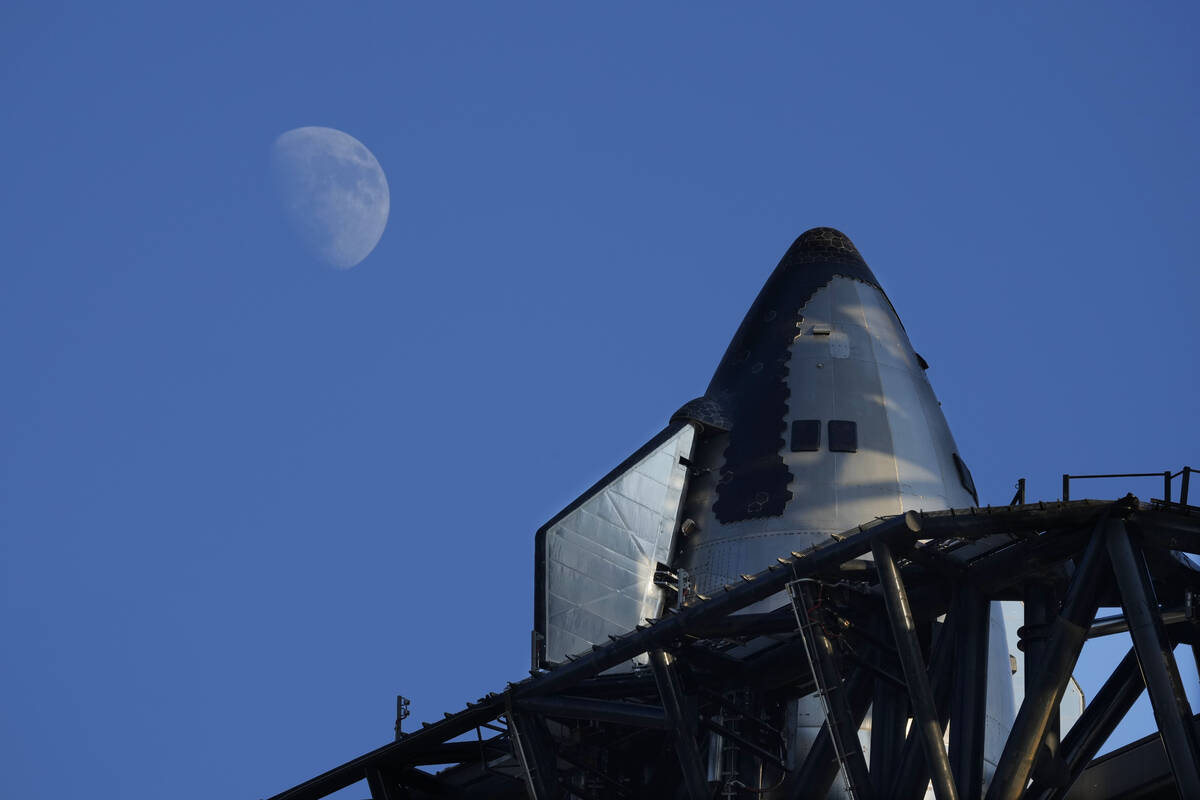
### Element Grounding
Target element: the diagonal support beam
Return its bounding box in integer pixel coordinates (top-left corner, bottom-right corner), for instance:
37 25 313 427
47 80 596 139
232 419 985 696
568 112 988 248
873 538 959 800
699 716 786 772
949 588 990 800
1027 646 1144 800
985 515 1111 800
649 649 710 800
895 612 959 800
507 701 562 800
1107 522 1200 797
786 668 874 799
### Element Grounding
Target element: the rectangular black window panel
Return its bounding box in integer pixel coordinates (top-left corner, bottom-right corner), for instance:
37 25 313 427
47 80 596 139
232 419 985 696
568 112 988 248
790 420 820 452
828 420 858 452
953 453 979 504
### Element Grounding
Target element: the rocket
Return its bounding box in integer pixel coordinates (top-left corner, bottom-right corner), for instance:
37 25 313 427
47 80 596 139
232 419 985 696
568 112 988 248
671 227 979 591
535 228 1025 792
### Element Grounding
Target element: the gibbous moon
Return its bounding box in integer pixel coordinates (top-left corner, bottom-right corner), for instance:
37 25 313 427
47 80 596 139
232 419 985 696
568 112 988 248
270 127 390 270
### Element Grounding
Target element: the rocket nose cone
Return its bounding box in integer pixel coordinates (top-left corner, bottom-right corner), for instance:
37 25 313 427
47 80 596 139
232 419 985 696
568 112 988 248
788 227 867 266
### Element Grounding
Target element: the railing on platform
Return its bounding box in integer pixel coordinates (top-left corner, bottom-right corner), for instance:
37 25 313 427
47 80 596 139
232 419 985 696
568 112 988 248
1062 467 1195 505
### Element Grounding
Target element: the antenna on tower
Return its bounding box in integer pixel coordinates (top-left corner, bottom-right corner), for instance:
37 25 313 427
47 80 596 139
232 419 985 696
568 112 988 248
394 695 410 740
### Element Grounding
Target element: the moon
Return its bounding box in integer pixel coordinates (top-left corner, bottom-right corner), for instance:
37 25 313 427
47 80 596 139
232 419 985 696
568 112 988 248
269 127 390 270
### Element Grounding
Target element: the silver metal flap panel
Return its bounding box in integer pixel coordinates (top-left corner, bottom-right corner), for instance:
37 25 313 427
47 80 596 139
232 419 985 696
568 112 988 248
540 424 695 667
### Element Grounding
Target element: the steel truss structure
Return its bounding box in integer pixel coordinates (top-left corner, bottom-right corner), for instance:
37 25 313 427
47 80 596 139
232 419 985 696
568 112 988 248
267 497 1200 800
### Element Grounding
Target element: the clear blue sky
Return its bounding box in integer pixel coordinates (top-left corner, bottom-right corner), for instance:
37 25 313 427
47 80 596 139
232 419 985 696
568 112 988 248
2 3 1197 798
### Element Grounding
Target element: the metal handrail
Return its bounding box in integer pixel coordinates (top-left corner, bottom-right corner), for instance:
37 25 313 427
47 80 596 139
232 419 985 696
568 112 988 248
1062 467 1195 505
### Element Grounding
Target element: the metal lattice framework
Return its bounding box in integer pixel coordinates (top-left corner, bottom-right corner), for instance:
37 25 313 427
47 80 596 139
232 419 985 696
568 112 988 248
266 495 1200 800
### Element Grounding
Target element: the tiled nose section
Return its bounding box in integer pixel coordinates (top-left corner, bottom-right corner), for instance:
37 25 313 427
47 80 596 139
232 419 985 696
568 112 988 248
709 228 884 523
788 227 868 266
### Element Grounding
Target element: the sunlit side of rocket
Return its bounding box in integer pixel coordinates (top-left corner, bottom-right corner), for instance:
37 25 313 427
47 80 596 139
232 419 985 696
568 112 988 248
671 227 980 591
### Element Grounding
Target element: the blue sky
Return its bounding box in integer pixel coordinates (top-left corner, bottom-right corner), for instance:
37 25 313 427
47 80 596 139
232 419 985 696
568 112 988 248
2 3 1197 798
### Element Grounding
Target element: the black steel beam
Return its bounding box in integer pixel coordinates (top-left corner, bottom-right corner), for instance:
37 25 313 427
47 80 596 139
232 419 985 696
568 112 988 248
266 700 504 800
1106 521 1200 796
738 636 819 693
1133 508 1200 555
649 649 710 800
846 650 907 692
554 748 634 798
366 767 407 800
514 695 669 729
519 504 1113 703
686 609 798 638
985 516 1111 800
791 581 874 799
902 542 967 581
267 503 1120 800
895 613 958 800
869 669 907 795
967 529 1085 595
949 588 990 800
507 704 562 800
369 767 461 799
698 716 786 772
1061 719 1200 800
1026 646 1144 800
393 768 459 798
392 740 509 766
1088 606 1195 638
916 502 1114 539
873 538 959 800
785 667 874 800
569 673 658 699
1023 581 1064 785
